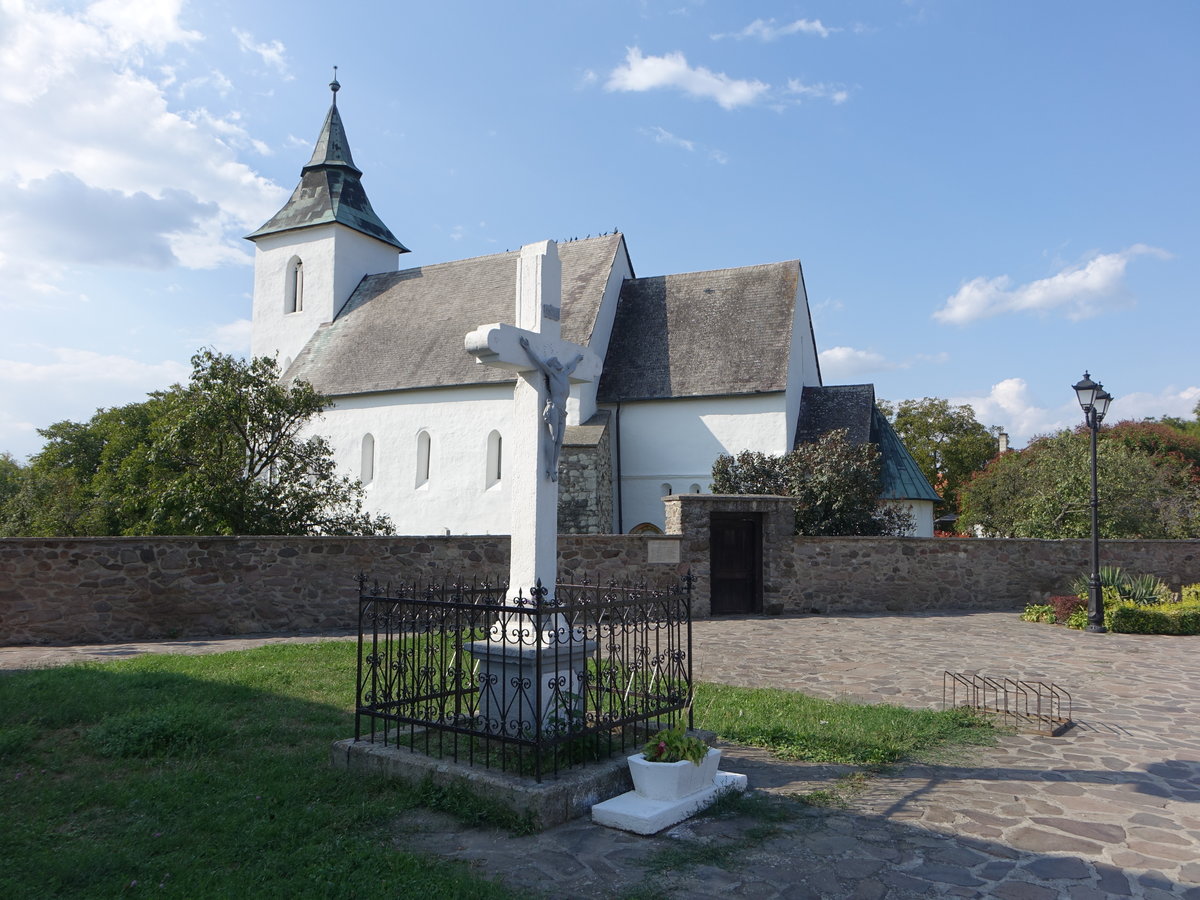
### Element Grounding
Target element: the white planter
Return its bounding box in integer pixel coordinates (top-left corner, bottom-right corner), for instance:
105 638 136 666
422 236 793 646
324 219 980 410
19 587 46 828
628 748 722 801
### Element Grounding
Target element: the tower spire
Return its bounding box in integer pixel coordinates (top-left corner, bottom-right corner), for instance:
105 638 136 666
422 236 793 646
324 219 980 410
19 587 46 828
246 73 408 252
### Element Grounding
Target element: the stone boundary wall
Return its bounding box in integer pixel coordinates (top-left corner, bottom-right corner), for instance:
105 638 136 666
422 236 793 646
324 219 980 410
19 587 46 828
0 535 687 646
3 519 1199 645
664 494 1200 616
778 536 1200 615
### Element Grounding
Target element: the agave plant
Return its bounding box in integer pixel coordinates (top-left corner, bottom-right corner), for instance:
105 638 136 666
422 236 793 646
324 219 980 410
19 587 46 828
1071 566 1126 598
1072 567 1169 607
1121 573 1171 606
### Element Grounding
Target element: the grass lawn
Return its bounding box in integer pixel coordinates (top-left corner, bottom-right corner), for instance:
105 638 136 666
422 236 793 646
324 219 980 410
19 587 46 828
0 641 995 898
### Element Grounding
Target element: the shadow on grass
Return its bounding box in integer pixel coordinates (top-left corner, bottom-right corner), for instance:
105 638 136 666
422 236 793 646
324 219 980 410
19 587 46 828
0 644 517 900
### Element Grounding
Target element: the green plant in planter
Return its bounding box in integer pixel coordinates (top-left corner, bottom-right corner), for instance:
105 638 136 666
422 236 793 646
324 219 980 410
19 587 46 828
642 718 709 765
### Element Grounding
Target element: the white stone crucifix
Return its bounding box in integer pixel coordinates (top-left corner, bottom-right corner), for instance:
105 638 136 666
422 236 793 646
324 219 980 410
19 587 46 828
463 240 600 736
465 240 601 605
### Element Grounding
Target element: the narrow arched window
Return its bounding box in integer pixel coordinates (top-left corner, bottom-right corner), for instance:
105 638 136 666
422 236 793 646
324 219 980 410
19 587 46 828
416 430 431 488
285 257 304 313
661 483 673 497
486 430 503 488
360 434 375 484
690 483 701 494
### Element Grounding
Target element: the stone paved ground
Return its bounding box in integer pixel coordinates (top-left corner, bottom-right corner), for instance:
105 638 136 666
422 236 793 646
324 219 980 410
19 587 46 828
4 612 1199 898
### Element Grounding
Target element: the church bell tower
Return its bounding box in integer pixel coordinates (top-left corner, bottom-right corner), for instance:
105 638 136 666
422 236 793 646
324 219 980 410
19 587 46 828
246 72 408 370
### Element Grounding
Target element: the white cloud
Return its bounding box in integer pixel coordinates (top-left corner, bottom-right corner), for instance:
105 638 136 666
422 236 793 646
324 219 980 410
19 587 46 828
606 47 769 110
949 378 1068 445
934 245 1171 325
0 172 217 269
0 347 191 459
0 0 287 305
212 318 253 354
786 79 850 104
819 346 895 379
938 379 1200 449
0 348 187 386
638 126 729 163
233 28 290 77
86 0 201 55
1106 385 1200 425
643 126 695 152
713 18 836 41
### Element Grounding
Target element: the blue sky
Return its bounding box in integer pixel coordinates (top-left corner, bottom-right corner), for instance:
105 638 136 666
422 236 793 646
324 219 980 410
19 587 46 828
2 0 1197 461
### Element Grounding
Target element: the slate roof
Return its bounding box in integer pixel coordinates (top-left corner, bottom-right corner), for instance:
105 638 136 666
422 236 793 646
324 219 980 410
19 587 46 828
246 93 408 252
286 234 627 395
794 384 875 445
597 261 801 402
793 385 940 502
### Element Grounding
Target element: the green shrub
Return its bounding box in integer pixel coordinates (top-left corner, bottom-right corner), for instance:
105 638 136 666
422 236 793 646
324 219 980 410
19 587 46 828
1105 599 1200 635
1048 595 1085 624
1182 583 1200 603
1020 604 1056 624
1065 606 1090 630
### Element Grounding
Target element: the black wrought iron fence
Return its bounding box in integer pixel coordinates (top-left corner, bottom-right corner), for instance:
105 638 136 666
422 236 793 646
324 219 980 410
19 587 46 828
354 574 693 780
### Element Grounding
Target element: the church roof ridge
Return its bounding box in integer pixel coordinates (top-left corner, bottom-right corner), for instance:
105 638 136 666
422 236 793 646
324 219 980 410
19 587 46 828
246 75 408 252
628 258 799 283
362 233 623 284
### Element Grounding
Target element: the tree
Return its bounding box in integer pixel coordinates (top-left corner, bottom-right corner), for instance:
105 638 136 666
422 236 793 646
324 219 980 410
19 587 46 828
958 426 1200 539
712 429 914 536
878 398 999 519
0 350 392 537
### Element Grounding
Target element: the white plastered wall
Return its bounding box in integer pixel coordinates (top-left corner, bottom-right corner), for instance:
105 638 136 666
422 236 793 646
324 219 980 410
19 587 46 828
783 263 822 448
314 383 516 535
565 242 633 428
250 225 400 367
885 499 935 538
612 393 788 532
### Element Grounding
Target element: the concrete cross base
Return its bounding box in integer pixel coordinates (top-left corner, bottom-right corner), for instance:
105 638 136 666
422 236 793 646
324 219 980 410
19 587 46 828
591 771 748 835
466 638 598 738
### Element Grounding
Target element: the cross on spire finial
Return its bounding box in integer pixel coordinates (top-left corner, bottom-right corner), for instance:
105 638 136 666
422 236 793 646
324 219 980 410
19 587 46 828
330 66 340 102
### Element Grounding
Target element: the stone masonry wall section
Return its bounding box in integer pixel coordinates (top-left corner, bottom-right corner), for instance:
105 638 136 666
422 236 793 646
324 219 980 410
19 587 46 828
0 535 688 646
2 512 1199 644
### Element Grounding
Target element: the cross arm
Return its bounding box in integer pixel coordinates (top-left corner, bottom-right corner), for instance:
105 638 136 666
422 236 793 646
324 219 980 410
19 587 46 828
465 323 602 383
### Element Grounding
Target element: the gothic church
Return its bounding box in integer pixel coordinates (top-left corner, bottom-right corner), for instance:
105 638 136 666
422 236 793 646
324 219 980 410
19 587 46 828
248 80 938 536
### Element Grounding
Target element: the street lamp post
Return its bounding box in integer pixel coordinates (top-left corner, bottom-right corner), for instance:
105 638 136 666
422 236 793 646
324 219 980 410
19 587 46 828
1073 372 1113 634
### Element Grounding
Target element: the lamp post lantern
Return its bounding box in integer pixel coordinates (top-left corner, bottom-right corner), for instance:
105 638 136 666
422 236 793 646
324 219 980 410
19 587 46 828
1073 372 1113 633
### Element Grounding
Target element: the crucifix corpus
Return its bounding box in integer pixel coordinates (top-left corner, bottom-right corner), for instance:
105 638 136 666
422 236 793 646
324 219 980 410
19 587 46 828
463 240 601 734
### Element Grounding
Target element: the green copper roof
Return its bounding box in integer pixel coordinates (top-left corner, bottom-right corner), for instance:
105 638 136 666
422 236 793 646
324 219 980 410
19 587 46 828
872 406 942 502
246 78 408 252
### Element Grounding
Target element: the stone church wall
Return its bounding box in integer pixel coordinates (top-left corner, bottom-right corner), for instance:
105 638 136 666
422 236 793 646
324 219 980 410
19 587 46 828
557 412 614 535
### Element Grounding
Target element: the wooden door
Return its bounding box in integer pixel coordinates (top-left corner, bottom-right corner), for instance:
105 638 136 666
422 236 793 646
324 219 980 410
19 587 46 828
709 513 761 615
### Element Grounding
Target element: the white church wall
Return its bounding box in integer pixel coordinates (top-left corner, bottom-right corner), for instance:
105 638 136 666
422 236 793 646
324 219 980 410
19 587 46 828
612 393 788 532
250 225 399 367
784 266 822 448
567 241 634 428
885 499 935 538
316 383 516 535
